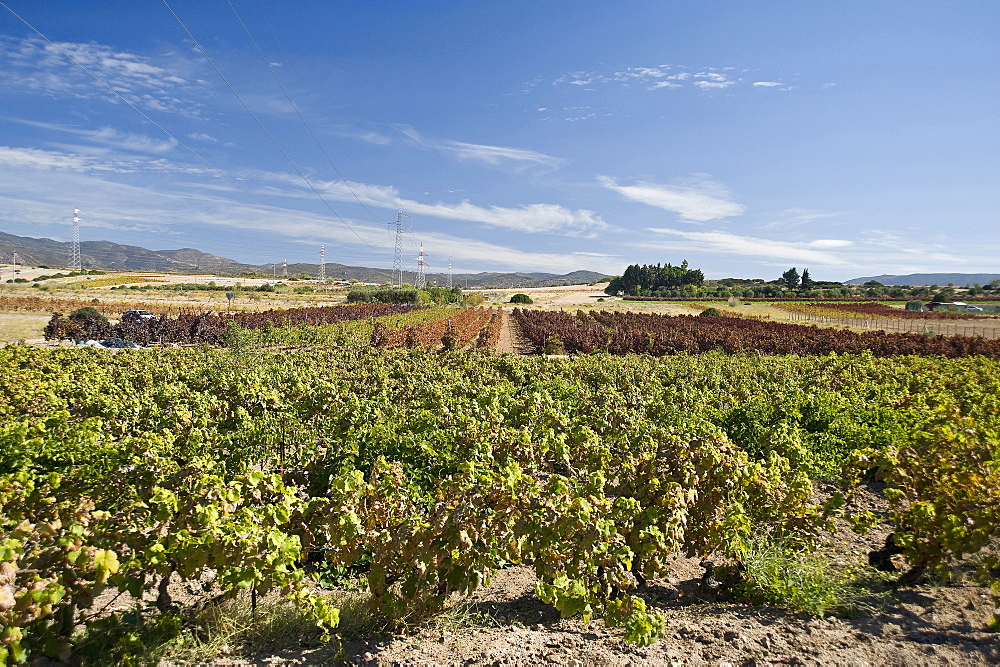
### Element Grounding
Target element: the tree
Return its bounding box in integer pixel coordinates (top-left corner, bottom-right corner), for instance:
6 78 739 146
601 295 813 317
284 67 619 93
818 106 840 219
68 306 107 324
604 276 624 296
780 267 801 290
621 265 642 296
932 287 956 302
800 269 815 290
616 261 704 296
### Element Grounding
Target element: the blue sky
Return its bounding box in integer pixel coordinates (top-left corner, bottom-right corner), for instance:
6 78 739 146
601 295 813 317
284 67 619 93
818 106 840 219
0 1 997 280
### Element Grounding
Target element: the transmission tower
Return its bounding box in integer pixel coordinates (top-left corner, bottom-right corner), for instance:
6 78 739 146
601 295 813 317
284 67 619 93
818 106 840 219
391 208 407 288
415 243 428 290
70 208 82 272
319 245 326 281
448 256 453 289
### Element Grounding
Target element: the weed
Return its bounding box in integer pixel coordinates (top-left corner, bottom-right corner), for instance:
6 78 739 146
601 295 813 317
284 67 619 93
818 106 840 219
737 535 894 617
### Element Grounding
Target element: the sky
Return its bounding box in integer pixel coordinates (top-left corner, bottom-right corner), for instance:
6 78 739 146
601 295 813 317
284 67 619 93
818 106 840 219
0 1 998 281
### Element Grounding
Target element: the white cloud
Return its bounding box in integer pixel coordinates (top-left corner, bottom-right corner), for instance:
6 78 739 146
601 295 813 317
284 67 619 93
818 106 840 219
398 126 563 170
0 146 82 171
599 176 745 222
0 144 203 175
8 119 178 154
760 208 845 230
645 228 851 265
554 65 748 92
0 152 617 272
693 80 735 90
442 141 563 170
0 36 204 115
403 200 605 235
350 130 392 146
857 230 962 263
753 81 783 87
188 132 218 143
88 127 177 153
243 169 605 236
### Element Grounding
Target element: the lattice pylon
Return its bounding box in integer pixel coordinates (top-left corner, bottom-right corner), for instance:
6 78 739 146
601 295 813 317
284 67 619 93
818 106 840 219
392 208 407 288
415 242 428 290
70 208 82 272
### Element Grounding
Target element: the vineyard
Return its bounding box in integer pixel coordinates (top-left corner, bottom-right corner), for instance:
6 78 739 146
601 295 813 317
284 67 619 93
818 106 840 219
67 276 170 288
0 295 174 316
42 303 421 346
778 301 981 320
1 340 999 663
512 308 1000 357
369 307 503 351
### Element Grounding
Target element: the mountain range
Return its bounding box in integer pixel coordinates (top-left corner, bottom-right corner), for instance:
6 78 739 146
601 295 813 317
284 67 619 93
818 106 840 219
844 273 1000 287
0 230 607 288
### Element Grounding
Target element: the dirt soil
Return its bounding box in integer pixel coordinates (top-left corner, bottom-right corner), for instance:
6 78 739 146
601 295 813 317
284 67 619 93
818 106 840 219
332 569 999 666
254 487 1000 666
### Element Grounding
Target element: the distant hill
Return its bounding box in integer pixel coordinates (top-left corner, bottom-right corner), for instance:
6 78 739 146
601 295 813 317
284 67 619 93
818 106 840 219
845 273 1000 287
0 231 607 288
0 230 251 274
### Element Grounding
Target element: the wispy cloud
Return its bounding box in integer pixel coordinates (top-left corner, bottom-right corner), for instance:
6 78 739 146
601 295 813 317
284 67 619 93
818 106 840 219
443 141 563 169
8 119 178 154
857 229 962 264
0 150 616 272
264 172 606 235
0 145 201 175
552 64 750 92
752 81 783 87
599 176 745 222
0 36 204 115
398 126 563 171
760 208 845 230
645 228 852 265
339 129 392 146
403 200 605 235
89 127 177 153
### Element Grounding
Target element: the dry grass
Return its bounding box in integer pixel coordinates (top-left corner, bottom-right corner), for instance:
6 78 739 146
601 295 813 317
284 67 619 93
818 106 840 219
0 312 51 342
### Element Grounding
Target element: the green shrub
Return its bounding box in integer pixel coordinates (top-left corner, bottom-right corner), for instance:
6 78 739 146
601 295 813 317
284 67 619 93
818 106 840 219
699 307 723 317
542 335 565 355
462 292 485 307
348 286 421 305
68 306 108 323
510 293 533 304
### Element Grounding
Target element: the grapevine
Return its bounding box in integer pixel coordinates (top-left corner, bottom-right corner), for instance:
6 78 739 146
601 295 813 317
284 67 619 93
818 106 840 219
2 344 999 661
512 308 1000 358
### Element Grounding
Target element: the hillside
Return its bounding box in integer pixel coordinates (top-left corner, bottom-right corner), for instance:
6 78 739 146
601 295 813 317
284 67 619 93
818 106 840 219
845 272 1000 286
0 231 252 274
0 230 606 287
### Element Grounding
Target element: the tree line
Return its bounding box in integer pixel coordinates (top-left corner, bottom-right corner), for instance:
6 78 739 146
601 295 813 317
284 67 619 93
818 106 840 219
605 262 1000 301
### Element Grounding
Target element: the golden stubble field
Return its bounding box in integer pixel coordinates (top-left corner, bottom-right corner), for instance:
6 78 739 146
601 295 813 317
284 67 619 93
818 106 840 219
0 274 892 344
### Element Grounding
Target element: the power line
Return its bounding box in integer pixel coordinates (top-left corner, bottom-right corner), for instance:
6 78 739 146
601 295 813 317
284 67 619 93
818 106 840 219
0 0 352 255
224 0 386 229
160 0 379 252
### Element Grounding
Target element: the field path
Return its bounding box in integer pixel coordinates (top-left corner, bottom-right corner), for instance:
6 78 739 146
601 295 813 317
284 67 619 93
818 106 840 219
496 309 532 354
